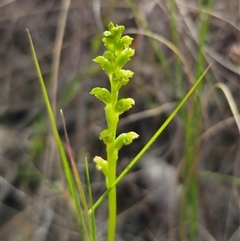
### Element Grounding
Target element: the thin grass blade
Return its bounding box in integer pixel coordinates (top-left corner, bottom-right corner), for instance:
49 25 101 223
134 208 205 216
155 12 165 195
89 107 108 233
89 64 212 213
26 29 82 229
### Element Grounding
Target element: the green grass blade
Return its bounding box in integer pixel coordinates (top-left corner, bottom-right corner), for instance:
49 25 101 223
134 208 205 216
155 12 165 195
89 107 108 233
89 64 211 214
85 158 97 241
60 110 93 241
169 0 184 98
197 0 214 78
180 2 214 239
26 29 82 228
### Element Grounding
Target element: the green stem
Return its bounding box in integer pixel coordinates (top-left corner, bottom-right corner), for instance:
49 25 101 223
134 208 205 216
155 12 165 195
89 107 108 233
107 144 117 241
106 75 119 241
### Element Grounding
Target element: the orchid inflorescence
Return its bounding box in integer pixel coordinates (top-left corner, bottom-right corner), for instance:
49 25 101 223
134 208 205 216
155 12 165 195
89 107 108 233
91 22 139 184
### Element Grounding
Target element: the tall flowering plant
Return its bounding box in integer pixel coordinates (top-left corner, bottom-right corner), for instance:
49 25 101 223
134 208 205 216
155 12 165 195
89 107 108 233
91 22 139 241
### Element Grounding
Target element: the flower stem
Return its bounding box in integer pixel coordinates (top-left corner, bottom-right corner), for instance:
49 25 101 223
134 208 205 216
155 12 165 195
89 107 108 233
107 145 117 241
106 78 119 241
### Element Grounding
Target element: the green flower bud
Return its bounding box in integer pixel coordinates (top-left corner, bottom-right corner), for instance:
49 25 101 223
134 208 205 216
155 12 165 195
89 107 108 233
93 156 108 177
124 131 139 144
112 69 134 89
102 22 126 52
121 36 133 48
102 37 115 52
108 22 114 32
114 41 124 54
99 129 115 144
112 25 125 44
115 98 135 114
90 87 111 104
115 47 135 69
114 35 133 54
92 56 112 73
103 31 111 37
103 50 116 63
115 132 139 150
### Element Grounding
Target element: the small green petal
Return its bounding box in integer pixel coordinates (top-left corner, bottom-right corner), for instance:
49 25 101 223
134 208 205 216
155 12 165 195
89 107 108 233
121 36 133 48
93 56 112 73
99 129 115 143
103 50 116 63
115 98 135 114
92 56 105 64
103 31 111 37
112 69 134 89
115 131 139 150
93 156 108 176
108 22 114 31
124 131 139 145
115 47 135 69
90 87 111 104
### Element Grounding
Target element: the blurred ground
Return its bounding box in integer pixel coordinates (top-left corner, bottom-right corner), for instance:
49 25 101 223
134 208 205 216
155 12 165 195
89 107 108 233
1 0 240 240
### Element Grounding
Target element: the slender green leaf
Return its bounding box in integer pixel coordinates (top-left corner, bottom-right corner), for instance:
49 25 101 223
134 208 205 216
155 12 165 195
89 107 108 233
89 64 211 214
26 29 82 229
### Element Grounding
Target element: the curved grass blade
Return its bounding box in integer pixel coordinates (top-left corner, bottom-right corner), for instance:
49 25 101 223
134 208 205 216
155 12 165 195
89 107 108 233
26 29 82 230
60 110 93 241
85 157 97 241
89 64 212 214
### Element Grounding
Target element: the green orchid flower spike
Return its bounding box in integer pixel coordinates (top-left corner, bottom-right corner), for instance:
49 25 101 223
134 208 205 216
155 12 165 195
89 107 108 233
90 22 139 241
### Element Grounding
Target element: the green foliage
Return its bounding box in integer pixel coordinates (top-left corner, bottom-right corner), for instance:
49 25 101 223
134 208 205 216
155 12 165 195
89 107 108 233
27 30 94 241
90 22 211 241
29 19 211 241
179 1 214 240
